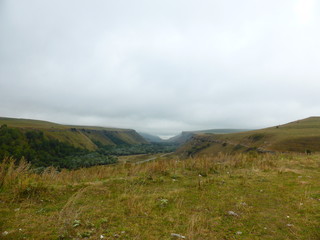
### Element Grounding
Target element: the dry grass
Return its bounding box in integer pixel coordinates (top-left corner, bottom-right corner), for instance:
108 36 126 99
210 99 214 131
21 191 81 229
0 153 319 239
0 153 306 190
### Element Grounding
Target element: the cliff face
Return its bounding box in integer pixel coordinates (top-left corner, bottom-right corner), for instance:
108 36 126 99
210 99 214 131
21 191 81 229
0 117 147 150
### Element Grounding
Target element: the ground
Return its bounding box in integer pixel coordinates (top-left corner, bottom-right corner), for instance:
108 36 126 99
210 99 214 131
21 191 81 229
0 153 319 239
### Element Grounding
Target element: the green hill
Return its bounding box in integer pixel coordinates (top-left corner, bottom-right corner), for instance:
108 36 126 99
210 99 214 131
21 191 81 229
0 117 147 150
178 117 320 156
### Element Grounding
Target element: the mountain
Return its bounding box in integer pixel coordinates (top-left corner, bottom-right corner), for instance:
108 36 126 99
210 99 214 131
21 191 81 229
167 132 194 145
138 132 164 143
168 129 251 145
178 117 320 156
0 117 147 150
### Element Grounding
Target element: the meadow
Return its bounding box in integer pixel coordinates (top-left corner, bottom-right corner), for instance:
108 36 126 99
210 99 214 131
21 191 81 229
0 153 319 239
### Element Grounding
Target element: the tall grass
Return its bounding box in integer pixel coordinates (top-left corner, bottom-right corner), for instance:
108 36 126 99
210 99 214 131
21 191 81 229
0 157 31 189
0 157 48 200
0 153 290 195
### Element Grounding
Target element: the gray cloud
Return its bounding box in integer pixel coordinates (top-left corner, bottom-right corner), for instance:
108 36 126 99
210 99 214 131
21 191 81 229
1 0 320 138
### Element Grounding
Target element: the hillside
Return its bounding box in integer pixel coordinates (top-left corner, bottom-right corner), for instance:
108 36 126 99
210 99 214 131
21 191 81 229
0 117 147 150
179 117 320 156
138 132 164 143
168 129 250 145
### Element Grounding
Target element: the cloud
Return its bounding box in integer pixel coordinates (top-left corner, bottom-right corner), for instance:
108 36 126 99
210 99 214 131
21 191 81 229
294 0 316 25
1 0 320 136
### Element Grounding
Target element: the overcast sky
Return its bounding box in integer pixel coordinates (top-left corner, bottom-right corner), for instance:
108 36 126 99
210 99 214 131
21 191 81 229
1 0 320 138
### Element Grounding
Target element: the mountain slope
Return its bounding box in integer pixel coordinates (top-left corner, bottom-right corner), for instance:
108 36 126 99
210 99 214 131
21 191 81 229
168 129 251 145
0 117 147 150
178 117 320 156
138 132 164 143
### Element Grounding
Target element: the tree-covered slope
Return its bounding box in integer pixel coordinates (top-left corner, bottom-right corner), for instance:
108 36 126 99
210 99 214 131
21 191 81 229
0 124 117 168
0 117 147 150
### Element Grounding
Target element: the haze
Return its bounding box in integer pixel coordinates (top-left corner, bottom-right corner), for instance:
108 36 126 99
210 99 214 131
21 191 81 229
1 0 320 138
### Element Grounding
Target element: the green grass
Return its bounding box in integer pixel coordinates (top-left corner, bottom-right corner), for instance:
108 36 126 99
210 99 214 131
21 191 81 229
0 117 66 129
0 153 319 239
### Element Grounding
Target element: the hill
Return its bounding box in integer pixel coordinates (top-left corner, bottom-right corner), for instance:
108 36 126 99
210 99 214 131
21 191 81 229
168 129 250 145
138 132 164 143
178 117 320 156
0 117 147 150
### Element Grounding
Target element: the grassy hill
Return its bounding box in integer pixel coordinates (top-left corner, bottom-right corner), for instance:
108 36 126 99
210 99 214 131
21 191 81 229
178 117 320 156
0 153 319 239
0 117 147 150
168 129 250 145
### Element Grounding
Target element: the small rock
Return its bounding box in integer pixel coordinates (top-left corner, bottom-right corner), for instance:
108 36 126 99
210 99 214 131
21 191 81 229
2 231 9 236
236 231 242 235
287 224 294 227
286 216 290 218
100 234 104 239
171 233 186 239
228 211 239 216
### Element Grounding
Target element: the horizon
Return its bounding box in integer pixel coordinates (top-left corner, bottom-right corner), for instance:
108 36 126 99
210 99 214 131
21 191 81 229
1 0 320 136
1 114 316 140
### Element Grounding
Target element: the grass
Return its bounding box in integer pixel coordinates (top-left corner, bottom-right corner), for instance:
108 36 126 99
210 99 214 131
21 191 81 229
0 153 320 239
0 117 126 131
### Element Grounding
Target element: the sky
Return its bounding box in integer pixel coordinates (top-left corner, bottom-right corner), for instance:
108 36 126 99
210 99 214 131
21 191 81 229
1 0 320 138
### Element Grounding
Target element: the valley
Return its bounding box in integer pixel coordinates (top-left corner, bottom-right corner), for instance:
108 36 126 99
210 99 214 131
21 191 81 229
2 1 319 238
0 117 177 169
1 116 320 239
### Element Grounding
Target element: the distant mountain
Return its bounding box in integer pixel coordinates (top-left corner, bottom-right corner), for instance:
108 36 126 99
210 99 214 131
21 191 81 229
168 129 251 145
139 132 164 143
178 117 320 156
0 117 147 150
167 132 194 145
